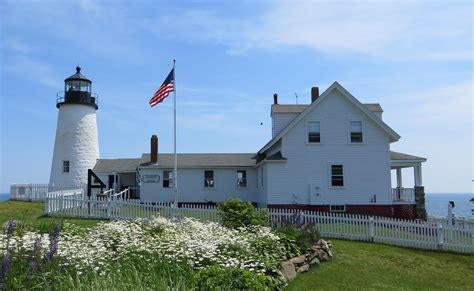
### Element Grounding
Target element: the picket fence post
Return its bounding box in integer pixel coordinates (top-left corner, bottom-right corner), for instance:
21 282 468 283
107 197 111 219
369 217 375 242
45 196 49 215
436 224 444 250
60 191 64 212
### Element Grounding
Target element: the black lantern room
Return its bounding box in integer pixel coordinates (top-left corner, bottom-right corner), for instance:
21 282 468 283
57 66 98 109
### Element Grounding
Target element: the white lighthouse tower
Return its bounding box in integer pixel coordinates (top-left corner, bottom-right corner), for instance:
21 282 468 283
49 66 100 186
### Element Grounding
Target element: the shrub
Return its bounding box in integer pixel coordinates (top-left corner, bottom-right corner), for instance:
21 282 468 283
217 198 269 228
276 224 320 253
193 264 270 290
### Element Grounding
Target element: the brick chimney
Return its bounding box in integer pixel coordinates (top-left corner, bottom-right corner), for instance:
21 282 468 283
311 87 319 103
151 135 158 163
273 93 278 105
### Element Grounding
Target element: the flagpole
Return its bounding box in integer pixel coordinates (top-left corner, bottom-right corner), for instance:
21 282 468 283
173 59 178 208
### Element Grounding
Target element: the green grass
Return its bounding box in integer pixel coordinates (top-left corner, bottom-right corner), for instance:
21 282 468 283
3 200 473 290
0 200 101 229
285 239 474 291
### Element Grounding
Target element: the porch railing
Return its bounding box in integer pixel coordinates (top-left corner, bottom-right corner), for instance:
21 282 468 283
10 183 87 201
392 187 415 202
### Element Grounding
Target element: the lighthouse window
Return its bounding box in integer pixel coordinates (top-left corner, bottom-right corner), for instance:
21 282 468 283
63 161 70 173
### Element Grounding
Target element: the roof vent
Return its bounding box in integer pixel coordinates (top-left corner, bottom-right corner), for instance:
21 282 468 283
273 93 278 105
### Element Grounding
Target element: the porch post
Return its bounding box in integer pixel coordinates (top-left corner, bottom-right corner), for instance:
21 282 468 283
396 168 403 188
413 164 422 187
413 165 420 187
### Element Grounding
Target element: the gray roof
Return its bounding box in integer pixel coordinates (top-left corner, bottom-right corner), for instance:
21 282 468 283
390 151 426 161
140 153 256 168
271 103 383 114
93 158 141 173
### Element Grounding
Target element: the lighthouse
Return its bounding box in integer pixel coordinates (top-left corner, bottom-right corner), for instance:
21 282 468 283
49 67 100 186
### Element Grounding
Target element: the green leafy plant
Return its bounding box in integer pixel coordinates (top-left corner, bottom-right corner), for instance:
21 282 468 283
276 225 320 253
192 264 271 290
217 198 269 228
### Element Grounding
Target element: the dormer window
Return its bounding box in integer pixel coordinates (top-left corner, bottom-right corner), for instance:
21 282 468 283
350 121 363 143
307 121 320 143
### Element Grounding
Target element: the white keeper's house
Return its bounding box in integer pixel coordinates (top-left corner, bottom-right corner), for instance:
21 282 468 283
94 81 427 219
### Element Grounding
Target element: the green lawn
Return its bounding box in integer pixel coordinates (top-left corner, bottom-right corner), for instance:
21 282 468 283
2 200 473 290
286 239 474 290
0 200 100 229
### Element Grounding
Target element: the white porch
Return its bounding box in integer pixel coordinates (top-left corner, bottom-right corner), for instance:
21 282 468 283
390 151 427 203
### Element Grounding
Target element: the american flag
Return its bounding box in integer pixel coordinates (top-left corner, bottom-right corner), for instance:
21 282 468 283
149 68 174 107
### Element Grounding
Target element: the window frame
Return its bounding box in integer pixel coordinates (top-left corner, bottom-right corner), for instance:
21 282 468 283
163 170 173 188
330 205 346 212
63 160 70 173
237 170 247 188
349 120 364 143
329 163 344 188
204 170 214 188
306 120 321 144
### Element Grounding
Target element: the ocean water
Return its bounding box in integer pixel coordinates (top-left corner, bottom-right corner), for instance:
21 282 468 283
1 192 472 218
425 193 473 218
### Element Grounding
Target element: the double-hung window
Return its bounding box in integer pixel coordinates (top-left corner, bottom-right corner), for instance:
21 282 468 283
237 170 247 188
307 121 321 143
163 170 173 188
350 121 363 143
63 160 70 173
331 165 344 187
204 170 214 188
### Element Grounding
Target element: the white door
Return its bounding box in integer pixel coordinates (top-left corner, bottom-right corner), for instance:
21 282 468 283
309 183 321 205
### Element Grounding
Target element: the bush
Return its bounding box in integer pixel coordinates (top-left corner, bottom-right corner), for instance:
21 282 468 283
217 198 269 228
193 264 271 290
276 224 320 253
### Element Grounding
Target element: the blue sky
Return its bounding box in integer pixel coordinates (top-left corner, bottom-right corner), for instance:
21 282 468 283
0 0 472 193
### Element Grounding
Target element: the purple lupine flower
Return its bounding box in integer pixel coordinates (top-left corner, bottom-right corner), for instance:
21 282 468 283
0 252 12 289
28 238 42 278
42 222 61 265
5 220 17 236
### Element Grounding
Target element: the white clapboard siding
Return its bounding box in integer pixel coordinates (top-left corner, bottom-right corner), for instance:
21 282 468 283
45 196 474 254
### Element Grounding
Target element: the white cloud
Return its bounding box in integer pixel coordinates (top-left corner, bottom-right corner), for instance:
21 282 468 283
4 56 59 88
2 37 33 54
153 0 473 60
2 0 147 63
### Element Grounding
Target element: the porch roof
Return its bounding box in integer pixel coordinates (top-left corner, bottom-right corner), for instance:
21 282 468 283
93 158 141 174
390 151 426 168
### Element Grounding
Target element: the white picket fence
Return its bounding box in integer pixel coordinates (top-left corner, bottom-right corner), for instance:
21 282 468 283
10 183 87 201
44 196 474 254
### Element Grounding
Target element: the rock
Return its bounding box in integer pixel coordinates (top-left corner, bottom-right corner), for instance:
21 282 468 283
289 255 306 265
311 245 322 251
296 264 310 273
325 249 334 258
320 241 330 252
316 249 330 262
309 257 320 266
280 261 297 281
306 251 318 263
